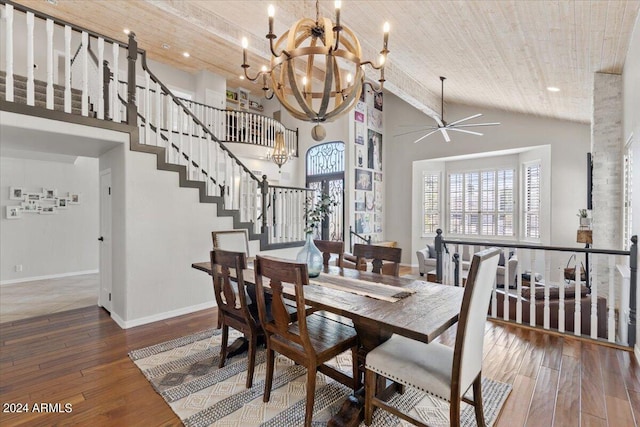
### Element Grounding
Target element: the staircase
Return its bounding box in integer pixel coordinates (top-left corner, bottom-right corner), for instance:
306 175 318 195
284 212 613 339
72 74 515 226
0 71 95 117
1 0 312 251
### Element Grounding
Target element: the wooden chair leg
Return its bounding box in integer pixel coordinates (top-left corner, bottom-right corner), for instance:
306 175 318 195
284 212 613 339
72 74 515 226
450 395 461 427
364 368 376 426
218 324 229 369
246 334 257 389
473 375 486 427
304 368 317 427
263 347 275 402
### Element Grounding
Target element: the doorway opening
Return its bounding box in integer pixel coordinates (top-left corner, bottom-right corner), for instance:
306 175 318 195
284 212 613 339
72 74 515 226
305 141 345 241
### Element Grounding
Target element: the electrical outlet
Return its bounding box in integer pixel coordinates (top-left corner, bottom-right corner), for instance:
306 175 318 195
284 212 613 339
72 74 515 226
15 264 23 272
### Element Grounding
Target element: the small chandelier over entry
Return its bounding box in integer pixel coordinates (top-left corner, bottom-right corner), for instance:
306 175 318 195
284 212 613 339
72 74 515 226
241 0 390 141
268 132 290 169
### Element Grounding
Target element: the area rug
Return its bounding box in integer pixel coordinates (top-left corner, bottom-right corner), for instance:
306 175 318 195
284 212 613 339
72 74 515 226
130 328 512 426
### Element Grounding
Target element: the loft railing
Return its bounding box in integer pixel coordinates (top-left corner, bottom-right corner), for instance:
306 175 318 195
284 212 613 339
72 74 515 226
1 1 126 122
178 98 298 157
433 229 637 347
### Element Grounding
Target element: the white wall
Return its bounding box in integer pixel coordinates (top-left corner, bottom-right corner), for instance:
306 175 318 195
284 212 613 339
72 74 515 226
386 92 590 264
622 12 640 360
0 156 99 283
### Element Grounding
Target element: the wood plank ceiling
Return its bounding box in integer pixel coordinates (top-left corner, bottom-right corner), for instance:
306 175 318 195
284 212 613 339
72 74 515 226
13 0 640 124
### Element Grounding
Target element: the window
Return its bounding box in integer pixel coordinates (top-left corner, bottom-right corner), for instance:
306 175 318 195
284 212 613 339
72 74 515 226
422 173 440 234
524 162 541 239
448 168 514 236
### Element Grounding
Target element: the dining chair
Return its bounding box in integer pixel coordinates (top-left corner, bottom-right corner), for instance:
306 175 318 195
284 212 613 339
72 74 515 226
210 249 260 388
363 247 502 426
313 239 345 267
353 243 402 276
253 255 360 427
212 229 250 257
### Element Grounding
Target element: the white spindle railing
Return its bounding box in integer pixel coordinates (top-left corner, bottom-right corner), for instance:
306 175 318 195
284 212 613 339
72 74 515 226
179 98 298 157
2 3 128 119
437 237 636 348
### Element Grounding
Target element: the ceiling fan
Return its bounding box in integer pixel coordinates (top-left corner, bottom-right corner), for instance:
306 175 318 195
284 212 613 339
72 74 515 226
399 76 500 143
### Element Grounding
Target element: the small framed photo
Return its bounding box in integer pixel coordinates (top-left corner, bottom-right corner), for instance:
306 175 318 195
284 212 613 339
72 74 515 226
40 206 57 214
27 193 42 201
68 193 81 204
6 206 22 219
43 188 57 200
57 198 69 209
21 201 40 213
10 187 24 200
226 90 237 101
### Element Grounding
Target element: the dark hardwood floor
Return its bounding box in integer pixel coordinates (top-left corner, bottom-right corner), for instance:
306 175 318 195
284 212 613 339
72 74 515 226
1 303 638 426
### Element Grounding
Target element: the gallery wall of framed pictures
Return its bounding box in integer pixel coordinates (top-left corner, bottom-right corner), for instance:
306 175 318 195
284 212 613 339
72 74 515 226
5 186 81 219
353 86 384 241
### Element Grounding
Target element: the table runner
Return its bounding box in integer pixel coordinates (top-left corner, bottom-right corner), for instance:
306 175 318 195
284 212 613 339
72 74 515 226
309 275 416 302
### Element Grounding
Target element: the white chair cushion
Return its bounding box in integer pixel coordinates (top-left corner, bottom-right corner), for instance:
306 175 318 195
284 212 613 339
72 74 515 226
365 334 453 401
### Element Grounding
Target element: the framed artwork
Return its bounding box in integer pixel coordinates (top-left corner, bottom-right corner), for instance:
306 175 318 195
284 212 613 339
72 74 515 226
355 213 371 234
355 169 372 191
40 206 56 214
368 107 383 131
355 122 365 145
27 193 42 201
225 90 237 101
6 206 22 219
374 92 383 111
355 191 365 212
10 187 24 200
367 129 383 171
355 146 365 168
21 201 40 213
365 191 375 211
43 188 57 200
57 198 69 209
374 172 382 182
68 193 81 204
354 111 364 123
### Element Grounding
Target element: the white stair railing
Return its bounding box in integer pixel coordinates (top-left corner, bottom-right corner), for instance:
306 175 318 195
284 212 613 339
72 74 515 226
2 2 126 121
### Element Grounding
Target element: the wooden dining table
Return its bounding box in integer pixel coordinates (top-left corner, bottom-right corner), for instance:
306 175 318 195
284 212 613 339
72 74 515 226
192 261 465 426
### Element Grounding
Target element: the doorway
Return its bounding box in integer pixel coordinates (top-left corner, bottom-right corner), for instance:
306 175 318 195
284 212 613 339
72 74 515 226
305 142 345 241
99 168 112 312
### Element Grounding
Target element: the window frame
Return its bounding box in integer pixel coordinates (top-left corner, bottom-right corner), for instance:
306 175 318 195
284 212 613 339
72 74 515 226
421 171 441 236
522 160 542 242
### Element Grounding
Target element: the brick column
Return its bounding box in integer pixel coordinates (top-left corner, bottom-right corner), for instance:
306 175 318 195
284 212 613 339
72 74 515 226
591 72 623 306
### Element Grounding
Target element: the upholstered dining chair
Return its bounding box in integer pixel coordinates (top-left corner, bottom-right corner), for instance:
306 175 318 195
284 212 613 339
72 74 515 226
210 249 260 388
313 239 345 267
212 229 250 257
352 243 402 276
253 255 360 427
364 247 502 426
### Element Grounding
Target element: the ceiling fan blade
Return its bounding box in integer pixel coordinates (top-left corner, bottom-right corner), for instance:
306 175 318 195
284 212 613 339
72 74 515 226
450 122 501 128
413 129 440 143
447 113 483 127
440 128 451 142
447 128 483 136
395 127 438 137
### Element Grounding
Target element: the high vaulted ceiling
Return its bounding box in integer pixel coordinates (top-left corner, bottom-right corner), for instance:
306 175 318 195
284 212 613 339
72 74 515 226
15 0 640 124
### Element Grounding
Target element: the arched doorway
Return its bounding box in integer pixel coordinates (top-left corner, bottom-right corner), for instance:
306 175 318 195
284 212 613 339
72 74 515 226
306 141 345 241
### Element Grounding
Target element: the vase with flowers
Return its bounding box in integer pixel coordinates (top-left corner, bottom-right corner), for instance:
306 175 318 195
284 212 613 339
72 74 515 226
296 192 338 277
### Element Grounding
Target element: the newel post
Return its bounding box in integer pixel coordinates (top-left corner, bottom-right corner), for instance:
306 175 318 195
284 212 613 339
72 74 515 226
260 175 269 233
126 32 138 125
102 60 111 120
435 229 443 284
629 235 637 347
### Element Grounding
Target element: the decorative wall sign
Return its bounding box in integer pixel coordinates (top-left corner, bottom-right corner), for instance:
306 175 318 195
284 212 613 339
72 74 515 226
4 187 81 219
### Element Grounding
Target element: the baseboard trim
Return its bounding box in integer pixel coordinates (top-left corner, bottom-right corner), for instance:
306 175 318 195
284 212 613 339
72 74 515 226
0 269 99 286
112 300 217 329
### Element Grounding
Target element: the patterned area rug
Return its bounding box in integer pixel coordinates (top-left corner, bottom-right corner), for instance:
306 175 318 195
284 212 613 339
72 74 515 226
129 329 512 426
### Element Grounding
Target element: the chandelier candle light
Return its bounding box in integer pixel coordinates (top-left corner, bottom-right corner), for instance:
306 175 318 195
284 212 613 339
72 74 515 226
241 0 390 141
